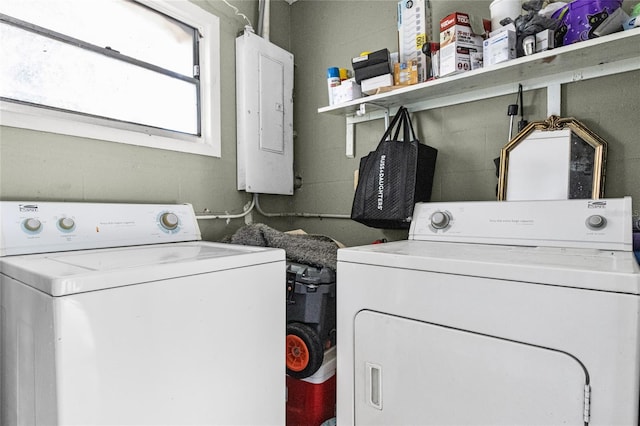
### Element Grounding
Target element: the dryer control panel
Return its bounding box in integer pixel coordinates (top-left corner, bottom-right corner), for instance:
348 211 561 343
0 202 201 256
409 197 633 251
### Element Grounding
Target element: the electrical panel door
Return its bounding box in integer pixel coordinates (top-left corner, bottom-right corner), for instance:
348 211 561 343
236 31 294 195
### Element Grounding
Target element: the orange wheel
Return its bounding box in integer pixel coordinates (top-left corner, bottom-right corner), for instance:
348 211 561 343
286 322 324 379
286 334 309 372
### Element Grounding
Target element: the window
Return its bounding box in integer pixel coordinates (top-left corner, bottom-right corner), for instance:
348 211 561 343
0 0 221 157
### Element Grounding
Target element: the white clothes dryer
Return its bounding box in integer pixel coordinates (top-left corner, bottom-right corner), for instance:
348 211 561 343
0 201 285 425
337 197 640 425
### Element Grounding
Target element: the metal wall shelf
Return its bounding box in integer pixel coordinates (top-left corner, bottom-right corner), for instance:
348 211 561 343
317 28 640 157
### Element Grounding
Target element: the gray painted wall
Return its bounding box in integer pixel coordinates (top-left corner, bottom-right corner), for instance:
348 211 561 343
1 0 638 247
282 0 640 246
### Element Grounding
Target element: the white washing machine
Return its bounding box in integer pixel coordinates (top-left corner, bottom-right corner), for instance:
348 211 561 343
337 197 640 425
0 201 285 425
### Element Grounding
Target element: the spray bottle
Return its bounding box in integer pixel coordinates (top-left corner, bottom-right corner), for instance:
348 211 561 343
327 67 340 106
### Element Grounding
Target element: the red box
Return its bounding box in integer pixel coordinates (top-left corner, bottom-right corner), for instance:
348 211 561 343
286 347 336 426
440 12 476 47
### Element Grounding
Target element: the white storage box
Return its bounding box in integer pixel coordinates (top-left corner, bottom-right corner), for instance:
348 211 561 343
483 28 516 67
361 74 394 95
333 78 362 104
439 39 483 76
535 29 555 53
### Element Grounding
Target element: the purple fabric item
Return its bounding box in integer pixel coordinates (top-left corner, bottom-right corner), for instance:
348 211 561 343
552 0 623 45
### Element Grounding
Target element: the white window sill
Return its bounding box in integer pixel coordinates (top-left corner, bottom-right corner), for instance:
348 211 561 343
1 101 220 157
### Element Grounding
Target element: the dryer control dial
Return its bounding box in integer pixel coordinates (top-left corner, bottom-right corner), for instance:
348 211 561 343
58 217 75 231
586 214 607 230
430 211 451 230
23 218 42 232
159 212 179 230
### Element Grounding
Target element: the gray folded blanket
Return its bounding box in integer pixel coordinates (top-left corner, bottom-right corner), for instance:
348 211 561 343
225 223 339 270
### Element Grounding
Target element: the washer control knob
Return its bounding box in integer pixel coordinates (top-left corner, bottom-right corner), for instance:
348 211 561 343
160 212 179 230
23 218 42 232
430 211 451 229
586 214 607 230
58 217 75 230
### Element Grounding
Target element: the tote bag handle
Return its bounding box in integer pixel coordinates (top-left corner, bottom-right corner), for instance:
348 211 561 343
380 106 408 142
389 107 418 143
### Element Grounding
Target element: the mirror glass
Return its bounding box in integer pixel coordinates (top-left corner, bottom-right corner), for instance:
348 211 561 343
498 116 607 201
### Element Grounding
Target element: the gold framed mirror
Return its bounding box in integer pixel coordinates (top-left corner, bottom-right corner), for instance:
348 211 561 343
498 115 607 201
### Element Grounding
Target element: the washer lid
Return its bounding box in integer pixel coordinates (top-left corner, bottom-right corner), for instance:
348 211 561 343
338 240 640 294
0 241 285 296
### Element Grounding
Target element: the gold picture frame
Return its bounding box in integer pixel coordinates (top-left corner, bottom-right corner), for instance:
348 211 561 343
498 115 607 201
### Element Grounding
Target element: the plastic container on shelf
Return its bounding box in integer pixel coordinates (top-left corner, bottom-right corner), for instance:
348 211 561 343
490 0 522 30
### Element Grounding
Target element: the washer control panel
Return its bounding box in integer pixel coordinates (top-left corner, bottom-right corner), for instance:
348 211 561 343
409 197 633 251
0 202 201 256
430 211 452 230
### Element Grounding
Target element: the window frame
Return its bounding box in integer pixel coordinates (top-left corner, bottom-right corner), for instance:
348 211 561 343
0 0 221 157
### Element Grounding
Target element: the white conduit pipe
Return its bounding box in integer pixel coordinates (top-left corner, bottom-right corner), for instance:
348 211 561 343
195 196 256 220
254 193 351 219
263 0 270 41
194 194 351 220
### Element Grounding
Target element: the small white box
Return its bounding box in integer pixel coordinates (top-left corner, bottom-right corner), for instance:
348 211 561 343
332 78 362 104
483 29 516 67
488 22 516 38
470 51 483 70
361 74 394 95
535 29 555 53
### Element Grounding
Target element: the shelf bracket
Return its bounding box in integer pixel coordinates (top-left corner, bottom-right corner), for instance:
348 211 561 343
356 103 390 127
345 103 390 158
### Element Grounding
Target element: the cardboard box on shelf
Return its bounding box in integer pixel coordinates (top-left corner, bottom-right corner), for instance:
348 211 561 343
332 78 362 104
535 29 555 53
439 38 483 76
352 49 391 70
394 60 419 86
352 49 392 84
440 12 478 48
439 11 484 76
361 74 394 95
354 62 392 84
398 0 432 82
483 27 516 67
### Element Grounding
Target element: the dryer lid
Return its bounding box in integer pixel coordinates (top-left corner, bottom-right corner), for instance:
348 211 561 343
338 239 640 294
0 241 284 296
